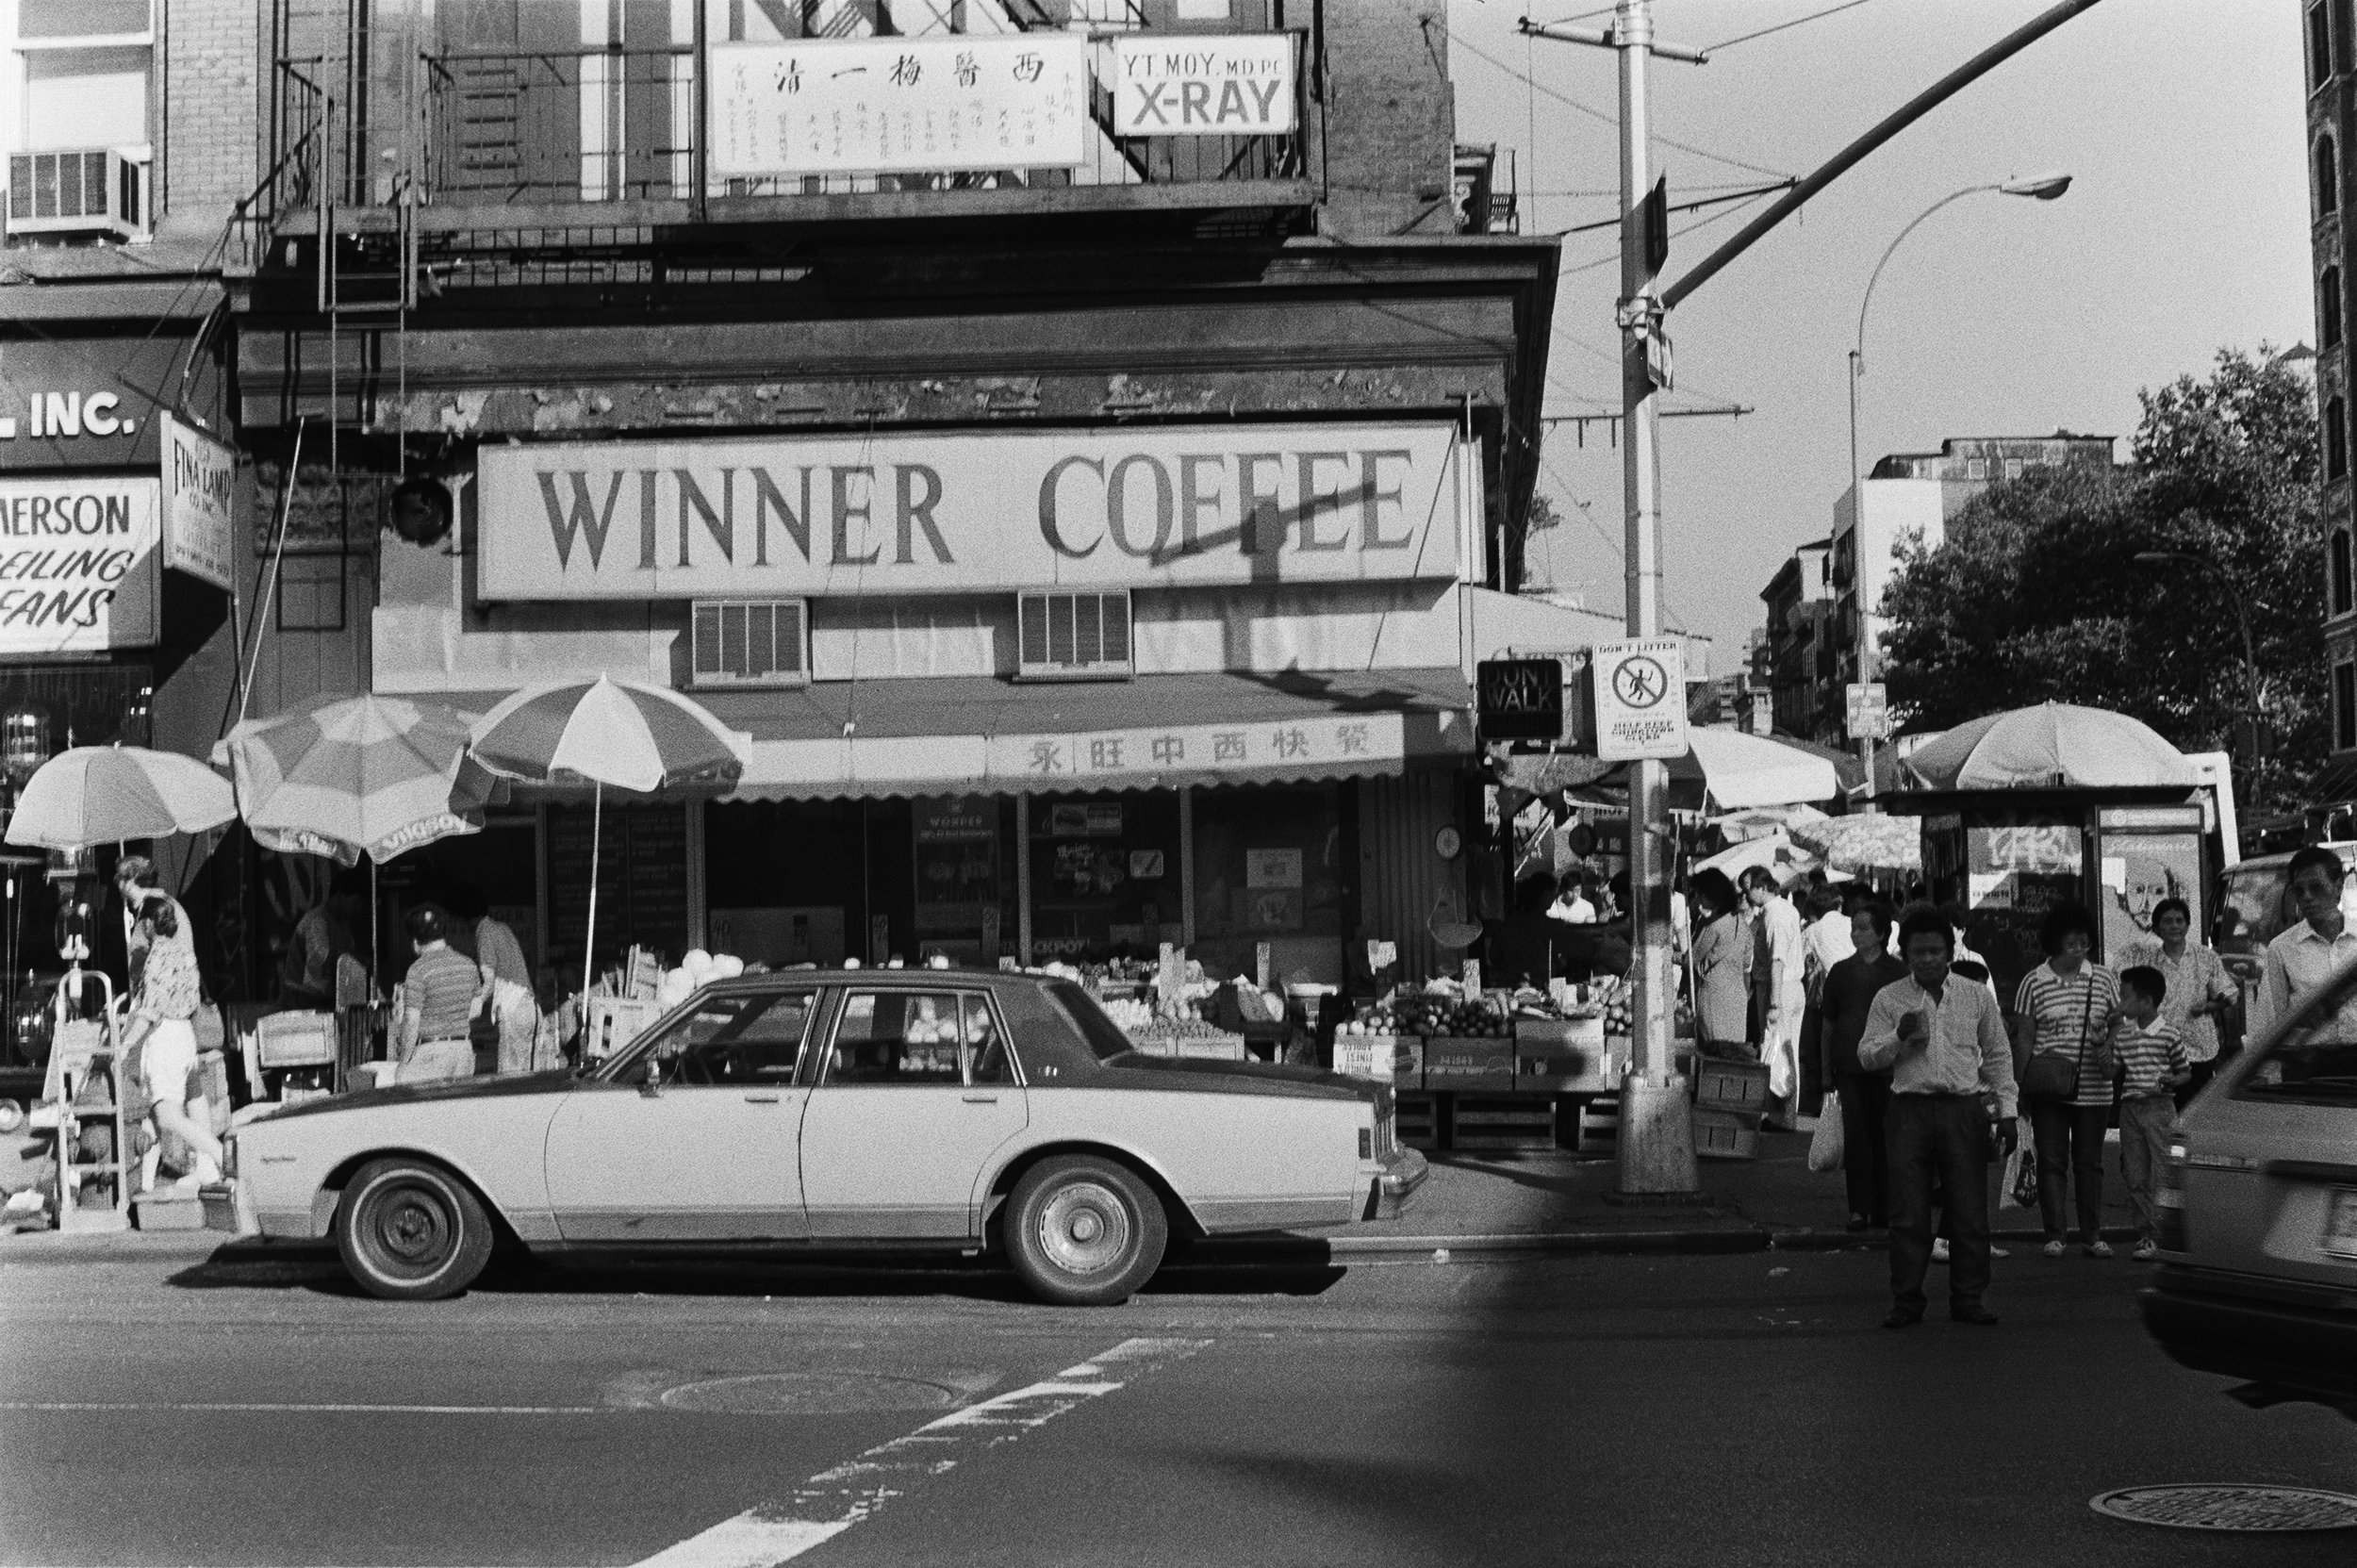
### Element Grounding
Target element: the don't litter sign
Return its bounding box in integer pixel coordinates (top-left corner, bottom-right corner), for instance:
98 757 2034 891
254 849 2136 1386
1593 638 1688 762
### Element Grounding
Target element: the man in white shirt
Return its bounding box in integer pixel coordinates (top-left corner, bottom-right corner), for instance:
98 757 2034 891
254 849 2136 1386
2253 845 2357 1040
1549 870 1597 925
1740 867 1807 1126
1858 906 2020 1329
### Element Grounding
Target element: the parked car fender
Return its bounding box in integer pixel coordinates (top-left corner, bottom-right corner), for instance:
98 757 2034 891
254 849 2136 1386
238 1090 564 1242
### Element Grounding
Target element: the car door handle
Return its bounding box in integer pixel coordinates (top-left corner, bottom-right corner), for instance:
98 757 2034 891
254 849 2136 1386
744 1092 783 1104
962 1093 999 1104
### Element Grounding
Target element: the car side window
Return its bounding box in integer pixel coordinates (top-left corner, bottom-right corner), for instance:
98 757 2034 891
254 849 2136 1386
829 991 1007 1086
965 994 1014 1085
642 991 816 1086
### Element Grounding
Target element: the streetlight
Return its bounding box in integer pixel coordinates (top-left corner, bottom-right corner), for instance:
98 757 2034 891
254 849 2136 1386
2135 548 2264 804
1847 174 2072 802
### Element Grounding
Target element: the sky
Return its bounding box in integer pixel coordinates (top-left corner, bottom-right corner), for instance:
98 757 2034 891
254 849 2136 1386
1445 0 2314 673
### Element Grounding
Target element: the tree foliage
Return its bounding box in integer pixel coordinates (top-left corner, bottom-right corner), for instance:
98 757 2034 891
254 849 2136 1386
1880 347 2322 809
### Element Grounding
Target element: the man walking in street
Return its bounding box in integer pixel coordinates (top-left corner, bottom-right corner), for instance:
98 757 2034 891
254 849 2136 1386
1857 905 2020 1329
1819 900 1907 1230
1740 867 1806 1129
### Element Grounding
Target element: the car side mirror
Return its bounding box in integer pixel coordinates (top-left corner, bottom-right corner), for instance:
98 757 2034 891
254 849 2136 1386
636 1058 664 1098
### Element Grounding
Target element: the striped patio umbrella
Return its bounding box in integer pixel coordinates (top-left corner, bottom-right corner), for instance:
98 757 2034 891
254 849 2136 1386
5 746 238 850
214 694 494 867
468 677 748 997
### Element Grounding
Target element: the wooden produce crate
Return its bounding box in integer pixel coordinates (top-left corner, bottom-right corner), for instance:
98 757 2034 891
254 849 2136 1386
1450 1094 1558 1154
1332 1034 1421 1086
1691 1105 1761 1161
1693 1058 1772 1116
1421 1037 1514 1093
1568 1094 1619 1157
1393 1090 1442 1150
1514 1015 1612 1092
585 998 667 1061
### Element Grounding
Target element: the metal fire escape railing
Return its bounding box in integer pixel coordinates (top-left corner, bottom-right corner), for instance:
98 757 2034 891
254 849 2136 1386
249 8 1314 244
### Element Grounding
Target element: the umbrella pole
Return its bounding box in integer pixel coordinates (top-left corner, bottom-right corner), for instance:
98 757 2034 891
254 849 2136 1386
582 780 602 1004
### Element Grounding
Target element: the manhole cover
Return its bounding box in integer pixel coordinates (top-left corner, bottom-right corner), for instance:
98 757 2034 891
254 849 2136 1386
658 1373 962 1415
2091 1485 2357 1531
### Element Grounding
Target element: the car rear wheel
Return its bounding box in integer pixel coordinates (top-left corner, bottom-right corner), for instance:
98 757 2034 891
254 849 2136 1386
335 1158 495 1301
1005 1154 1167 1307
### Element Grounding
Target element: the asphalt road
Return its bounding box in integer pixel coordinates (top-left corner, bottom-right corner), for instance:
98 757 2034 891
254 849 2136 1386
3 1240 2353 1567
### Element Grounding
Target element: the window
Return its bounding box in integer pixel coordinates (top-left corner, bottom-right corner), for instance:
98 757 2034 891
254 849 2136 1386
2332 396 2349 480
2003 458 2024 481
5 1 153 239
2322 134 2341 218
2336 530 2353 615
277 554 347 632
2338 660 2357 750
827 989 1008 1085
1016 590 1132 680
636 989 816 1085
2327 265 2346 350
2315 0 2335 89
1966 458 1988 481
1049 979 1140 1063
691 599 806 688
2236 925 2357 1105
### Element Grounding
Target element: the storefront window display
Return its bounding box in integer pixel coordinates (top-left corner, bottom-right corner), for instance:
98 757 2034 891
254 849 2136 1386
1026 793 1181 964
1190 783 1346 986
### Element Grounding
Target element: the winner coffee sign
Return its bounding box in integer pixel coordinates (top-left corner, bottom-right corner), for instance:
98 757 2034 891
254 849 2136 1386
477 423 1463 601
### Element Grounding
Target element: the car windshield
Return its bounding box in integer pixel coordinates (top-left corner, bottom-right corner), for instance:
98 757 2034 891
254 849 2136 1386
2238 952 2357 1106
1048 980 1137 1064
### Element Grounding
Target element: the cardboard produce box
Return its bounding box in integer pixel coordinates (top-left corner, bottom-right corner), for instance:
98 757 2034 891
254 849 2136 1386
1421 1036 1515 1091
1333 1034 1422 1086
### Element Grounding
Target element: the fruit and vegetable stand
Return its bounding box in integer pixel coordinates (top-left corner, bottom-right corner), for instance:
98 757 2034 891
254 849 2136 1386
1331 977 1641 1155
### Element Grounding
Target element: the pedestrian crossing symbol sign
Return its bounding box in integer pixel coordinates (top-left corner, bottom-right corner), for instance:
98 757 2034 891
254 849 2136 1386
1593 638 1688 762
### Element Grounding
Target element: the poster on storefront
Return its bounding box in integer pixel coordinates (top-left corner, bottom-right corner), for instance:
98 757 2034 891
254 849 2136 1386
1108 34 1296 136
913 796 1000 940
1244 848 1302 889
477 422 1465 599
161 413 235 590
0 475 160 654
709 34 1088 179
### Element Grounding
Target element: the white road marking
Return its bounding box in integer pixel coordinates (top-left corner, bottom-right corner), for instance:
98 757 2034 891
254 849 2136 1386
0 1401 607 1414
631 1335 1212 1568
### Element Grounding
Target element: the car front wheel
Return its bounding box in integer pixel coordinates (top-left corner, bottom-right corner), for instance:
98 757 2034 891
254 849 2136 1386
1005 1154 1167 1307
335 1158 495 1301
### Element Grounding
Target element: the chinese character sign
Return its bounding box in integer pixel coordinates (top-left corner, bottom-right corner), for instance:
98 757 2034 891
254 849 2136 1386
985 713 1408 784
711 35 1089 179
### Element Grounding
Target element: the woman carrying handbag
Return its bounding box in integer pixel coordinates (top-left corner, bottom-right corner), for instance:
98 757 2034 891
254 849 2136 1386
2013 902 2119 1259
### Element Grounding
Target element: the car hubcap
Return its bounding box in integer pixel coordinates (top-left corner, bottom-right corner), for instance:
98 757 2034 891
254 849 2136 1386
371 1184 453 1275
1037 1180 1130 1277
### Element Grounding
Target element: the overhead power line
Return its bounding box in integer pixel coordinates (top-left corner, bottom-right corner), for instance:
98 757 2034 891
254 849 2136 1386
1703 0 1884 55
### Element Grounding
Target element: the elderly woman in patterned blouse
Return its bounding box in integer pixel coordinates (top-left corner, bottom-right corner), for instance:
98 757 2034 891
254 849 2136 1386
121 893 223 1188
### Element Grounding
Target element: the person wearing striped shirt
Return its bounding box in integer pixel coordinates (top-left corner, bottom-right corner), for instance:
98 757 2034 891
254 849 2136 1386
2111 965 2189 1262
2012 902 2121 1259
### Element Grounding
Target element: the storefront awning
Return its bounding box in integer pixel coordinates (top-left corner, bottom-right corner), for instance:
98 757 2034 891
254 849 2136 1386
700 668 1475 801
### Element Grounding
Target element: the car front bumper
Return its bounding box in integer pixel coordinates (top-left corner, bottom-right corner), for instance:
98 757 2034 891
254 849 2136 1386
1370 1147 1429 1220
2140 1268 2357 1407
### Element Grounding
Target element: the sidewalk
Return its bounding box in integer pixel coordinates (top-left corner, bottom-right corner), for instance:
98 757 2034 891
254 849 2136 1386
1247 1130 2148 1258
2 1133 2148 1264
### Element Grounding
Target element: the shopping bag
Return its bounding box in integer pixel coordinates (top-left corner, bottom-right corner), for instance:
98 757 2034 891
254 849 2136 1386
2001 1118 2039 1210
1806 1089 1844 1172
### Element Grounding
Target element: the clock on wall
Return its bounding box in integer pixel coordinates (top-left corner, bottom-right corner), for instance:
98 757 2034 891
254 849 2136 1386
1433 825 1462 861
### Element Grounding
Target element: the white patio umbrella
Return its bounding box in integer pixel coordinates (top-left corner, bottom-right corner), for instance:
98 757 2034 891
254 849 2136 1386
468 677 749 999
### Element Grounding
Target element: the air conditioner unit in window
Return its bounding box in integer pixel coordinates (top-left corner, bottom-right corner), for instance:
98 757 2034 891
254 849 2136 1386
690 599 807 688
5 148 149 239
1016 589 1132 681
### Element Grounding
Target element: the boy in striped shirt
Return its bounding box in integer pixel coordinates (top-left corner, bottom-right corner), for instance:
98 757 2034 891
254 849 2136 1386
2114 965 2190 1261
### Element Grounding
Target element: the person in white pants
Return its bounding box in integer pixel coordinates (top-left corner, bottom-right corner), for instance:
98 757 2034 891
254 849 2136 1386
1741 867 1807 1129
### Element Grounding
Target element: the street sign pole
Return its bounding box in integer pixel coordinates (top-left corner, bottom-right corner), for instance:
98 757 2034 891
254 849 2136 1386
1610 0 1699 1197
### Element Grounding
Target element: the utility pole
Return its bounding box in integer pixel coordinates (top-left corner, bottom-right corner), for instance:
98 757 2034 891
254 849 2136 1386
1525 0 1706 1197
1522 0 2106 1197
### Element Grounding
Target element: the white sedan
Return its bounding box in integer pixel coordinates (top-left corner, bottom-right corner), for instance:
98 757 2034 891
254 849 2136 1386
218 969 1425 1305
